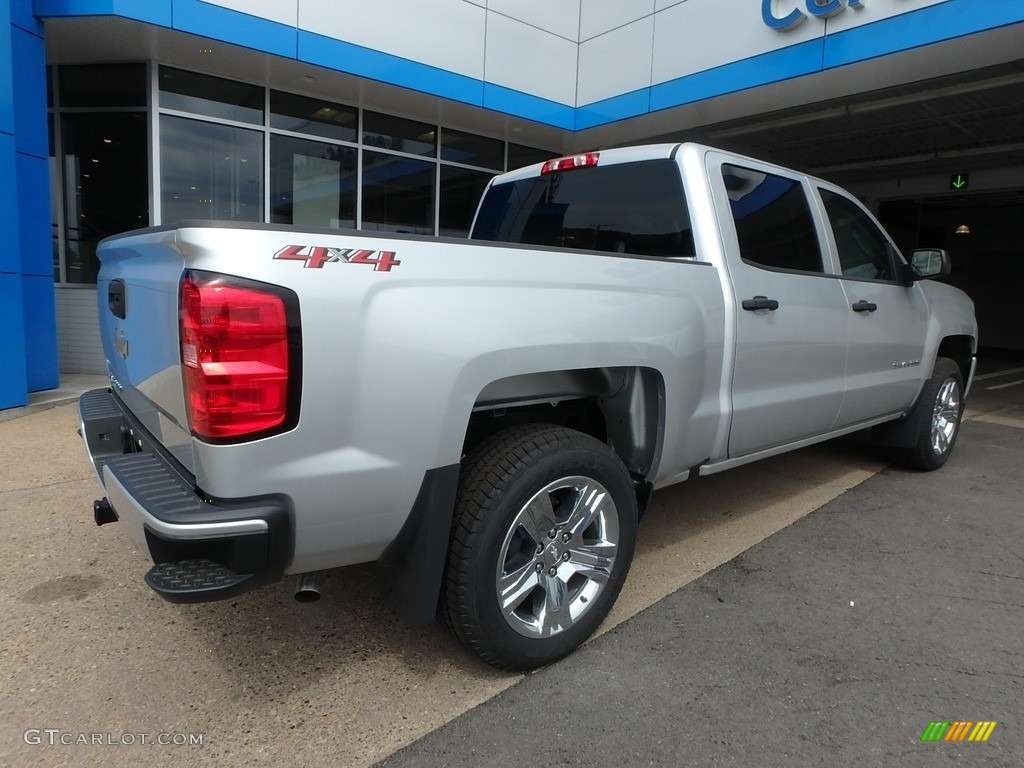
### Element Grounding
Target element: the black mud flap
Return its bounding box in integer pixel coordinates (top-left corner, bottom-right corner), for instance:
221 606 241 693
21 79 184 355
376 464 461 626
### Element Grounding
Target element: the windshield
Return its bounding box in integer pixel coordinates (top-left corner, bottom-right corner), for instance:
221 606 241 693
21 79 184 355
471 159 695 258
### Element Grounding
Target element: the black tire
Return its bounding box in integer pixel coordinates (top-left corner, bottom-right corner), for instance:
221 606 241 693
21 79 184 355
890 357 964 471
440 424 638 671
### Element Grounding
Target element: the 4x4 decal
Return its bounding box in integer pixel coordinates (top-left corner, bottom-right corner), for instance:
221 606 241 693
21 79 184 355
274 245 401 272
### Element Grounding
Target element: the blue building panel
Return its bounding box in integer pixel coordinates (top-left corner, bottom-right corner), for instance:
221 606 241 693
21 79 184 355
0 0 13 137
11 22 47 159
32 0 172 27
17 151 51 277
482 83 575 132
575 88 652 132
650 39 825 115
174 0 296 59
0 273 28 409
11 0 41 35
0 132 18 275
823 0 1024 70
21 272 59 391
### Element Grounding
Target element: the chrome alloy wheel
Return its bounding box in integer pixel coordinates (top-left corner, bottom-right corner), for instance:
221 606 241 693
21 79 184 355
930 377 961 456
496 475 619 639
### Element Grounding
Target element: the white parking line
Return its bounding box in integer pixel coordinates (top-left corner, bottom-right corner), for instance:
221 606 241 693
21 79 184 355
975 366 1024 381
986 378 1024 391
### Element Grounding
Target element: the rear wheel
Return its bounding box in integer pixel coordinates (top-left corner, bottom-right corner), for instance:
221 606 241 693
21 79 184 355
441 424 637 671
891 357 964 471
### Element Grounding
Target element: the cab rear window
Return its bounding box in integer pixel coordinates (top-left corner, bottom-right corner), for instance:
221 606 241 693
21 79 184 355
471 159 695 258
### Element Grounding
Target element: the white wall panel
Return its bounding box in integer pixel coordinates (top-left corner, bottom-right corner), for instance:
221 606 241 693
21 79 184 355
485 13 579 105
580 0 654 42
298 0 487 79
199 0 298 27
652 0 823 86
487 0 582 42
577 16 654 105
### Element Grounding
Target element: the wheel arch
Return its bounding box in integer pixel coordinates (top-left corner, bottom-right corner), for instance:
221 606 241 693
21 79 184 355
936 334 975 394
464 366 666 487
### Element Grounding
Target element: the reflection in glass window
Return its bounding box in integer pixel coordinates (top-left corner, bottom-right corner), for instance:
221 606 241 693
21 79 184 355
508 143 558 172
363 112 436 157
820 189 897 281
440 166 493 237
271 135 356 228
160 115 263 223
270 91 357 142
473 159 695 258
722 164 822 273
362 151 435 234
159 67 264 125
61 112 149 283
441 129 503 170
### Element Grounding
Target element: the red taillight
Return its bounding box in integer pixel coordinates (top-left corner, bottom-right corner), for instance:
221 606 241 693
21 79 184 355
540 152 600 175
180 271 298 441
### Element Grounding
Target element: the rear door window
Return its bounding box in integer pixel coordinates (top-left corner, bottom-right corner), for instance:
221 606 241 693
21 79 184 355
472 159 695 258
722 164 823 274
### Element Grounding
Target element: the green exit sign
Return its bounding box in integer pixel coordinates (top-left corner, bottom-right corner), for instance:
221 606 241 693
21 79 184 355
950 173 969 190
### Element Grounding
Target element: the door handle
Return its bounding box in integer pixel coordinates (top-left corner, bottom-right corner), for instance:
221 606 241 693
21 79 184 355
742 295 779 311
108 279 127 319
852 300 878 313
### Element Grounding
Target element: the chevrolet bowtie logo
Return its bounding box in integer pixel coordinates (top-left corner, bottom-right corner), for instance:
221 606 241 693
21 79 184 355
114 329 129 359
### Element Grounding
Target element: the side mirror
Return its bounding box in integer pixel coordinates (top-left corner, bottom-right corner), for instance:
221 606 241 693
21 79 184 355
904 248 951 283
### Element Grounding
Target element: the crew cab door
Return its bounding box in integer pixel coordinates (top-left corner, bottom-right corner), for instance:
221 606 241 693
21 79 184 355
710 157 849 458
815 187 930 425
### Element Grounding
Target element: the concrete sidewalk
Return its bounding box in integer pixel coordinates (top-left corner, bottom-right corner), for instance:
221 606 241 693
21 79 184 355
377 415 1024 767
0 374 107 424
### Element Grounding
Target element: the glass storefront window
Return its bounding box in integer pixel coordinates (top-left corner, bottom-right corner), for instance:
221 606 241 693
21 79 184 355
271 91 357 142
362 151 435 234
48 112 59 281
440 166 493 237
60 112 148 283
50 62 528 279
159 67 264 125
441 129 503 171
160 115 263 223
363 112 436 157
59 64 146 108
508 143 558 172
270 135 356 228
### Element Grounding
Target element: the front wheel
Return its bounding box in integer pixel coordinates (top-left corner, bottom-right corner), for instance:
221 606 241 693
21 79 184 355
891 357 964 471
441 424 638 671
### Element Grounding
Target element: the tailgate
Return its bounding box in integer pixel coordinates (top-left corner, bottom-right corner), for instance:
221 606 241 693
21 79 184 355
96 229 194 473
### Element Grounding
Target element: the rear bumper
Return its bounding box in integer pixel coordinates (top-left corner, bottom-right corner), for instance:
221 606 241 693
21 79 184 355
78 388 292 602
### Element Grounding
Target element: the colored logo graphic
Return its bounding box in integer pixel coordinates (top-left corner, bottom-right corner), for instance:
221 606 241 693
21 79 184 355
921 721 997 742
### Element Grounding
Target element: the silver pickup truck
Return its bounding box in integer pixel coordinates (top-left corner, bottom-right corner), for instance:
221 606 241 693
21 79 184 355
79 143 977 670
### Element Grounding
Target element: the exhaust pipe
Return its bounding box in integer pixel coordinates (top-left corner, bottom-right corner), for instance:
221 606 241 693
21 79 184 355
294 571 325 603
